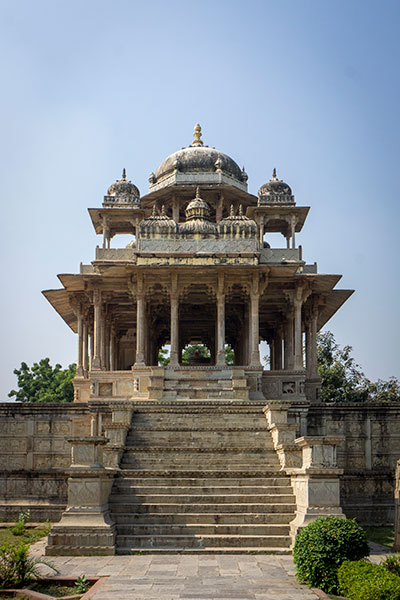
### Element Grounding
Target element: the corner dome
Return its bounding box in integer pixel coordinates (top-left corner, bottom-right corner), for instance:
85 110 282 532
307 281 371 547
258 169 295 206
103 169 140 208
179 187 216 236
149 125 248 193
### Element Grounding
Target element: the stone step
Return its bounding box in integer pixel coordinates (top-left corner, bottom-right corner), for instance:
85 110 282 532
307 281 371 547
116 547 291 555
109 493 295 504
112 484 292 495
115 524 290 536
131 414 266 426
117 469 282 477
115 534 292 549
112 476 291 486
111 512 294 525
126 430 272 446
109 503 296 514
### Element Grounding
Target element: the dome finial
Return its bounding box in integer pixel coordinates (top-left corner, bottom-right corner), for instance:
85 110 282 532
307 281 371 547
192 123 204 147
195 186 201 198
272 168 277 181
122 168 126 180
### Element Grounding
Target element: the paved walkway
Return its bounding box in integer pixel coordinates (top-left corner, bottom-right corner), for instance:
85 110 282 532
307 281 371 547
31 539 389 600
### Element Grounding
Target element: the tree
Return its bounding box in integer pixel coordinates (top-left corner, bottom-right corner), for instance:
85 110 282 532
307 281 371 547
8 359 76 403
158 344 235 366
317 331 400 402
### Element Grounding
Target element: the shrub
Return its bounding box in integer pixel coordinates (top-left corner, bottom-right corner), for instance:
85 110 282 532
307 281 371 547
381 553 400 577
75 574 90 593
10 510 30 536
0 541 57 589
293 516 369 594
338 559 400 599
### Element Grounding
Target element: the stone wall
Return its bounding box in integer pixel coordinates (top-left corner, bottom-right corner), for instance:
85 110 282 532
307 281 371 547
0 401 398 526
0 403 90 522
306 403 400 525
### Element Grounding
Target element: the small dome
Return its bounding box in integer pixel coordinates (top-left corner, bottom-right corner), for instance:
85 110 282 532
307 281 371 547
104 169 140 207
258 169 294 206
218 204 257 238
149 125 248 191
179 188 216 236
139 205 177 237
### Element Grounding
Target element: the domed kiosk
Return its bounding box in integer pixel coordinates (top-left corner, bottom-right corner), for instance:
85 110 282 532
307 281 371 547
41 125 356 557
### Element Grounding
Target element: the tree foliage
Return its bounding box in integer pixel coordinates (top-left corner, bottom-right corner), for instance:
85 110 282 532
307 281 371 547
317 331 400 403
8 358 76 403
158 344 235 366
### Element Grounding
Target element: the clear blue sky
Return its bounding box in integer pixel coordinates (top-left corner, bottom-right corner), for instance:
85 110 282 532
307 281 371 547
1 0 399 398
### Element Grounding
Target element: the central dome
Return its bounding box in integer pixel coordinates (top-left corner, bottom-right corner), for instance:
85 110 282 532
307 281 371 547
148 124 248 192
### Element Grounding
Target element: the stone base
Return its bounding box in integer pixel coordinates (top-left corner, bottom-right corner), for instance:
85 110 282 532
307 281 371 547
46 509 116 556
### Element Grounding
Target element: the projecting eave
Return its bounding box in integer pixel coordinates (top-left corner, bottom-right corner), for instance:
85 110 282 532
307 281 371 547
57 273 99 291
88 207 146 236
42 289 77 332
317 289 354 330
297 273 343 293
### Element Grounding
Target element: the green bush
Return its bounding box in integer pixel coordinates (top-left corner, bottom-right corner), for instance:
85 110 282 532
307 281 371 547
0 541 57 589
381 553 400 577
293 516 369 594
338 559 400 599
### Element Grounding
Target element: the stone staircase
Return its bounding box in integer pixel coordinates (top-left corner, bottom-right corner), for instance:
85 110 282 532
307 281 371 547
109 400 296 553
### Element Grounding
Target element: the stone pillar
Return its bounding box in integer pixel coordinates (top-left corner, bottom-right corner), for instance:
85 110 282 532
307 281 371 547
269 340 275 371
135 293 146 366
274 327 283 370
290 216 297 249
249 292 261 367
92 290 102 370
293 296 303 370
170 293 179 366
82 317 88 377
104 319 111 371
259 216 264 245
309 311 318 377
76 304 84 377
216 291 226 366
284 310 294 370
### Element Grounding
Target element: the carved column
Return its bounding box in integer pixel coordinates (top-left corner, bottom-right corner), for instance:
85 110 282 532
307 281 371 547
82 314 88 377
216 294 226 366
284 310 294 370
274 327 283 370
249 275 261 367
135 294 145 366
309 309 318 377
170 294 179 366
293 294 303 370
259 216 264 245
76 303 84 377
290 215 297 249
92 289 102 370
216 193 224 222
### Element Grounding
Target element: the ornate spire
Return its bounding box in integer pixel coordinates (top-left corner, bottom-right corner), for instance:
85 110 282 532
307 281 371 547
122 168 126 180
152 205 157 217
239 204 243 217
230 204 234 217
192 123 204 147
272 168 277 181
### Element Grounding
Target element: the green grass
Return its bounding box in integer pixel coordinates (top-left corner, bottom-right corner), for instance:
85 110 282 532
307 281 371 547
363 526 395 549
0 524 50 547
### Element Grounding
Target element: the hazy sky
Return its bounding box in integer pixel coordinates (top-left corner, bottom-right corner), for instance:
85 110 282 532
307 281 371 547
1 0 399 399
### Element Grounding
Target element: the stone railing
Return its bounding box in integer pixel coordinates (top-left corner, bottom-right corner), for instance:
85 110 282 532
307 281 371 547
289 435 345 542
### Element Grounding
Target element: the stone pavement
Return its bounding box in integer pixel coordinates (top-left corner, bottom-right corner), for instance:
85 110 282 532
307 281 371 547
31 538 390 600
